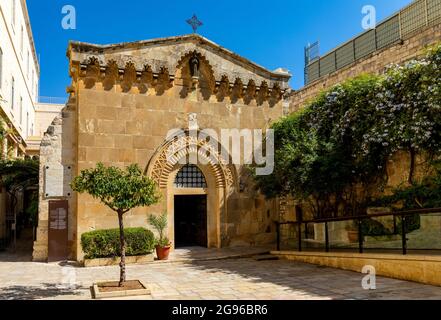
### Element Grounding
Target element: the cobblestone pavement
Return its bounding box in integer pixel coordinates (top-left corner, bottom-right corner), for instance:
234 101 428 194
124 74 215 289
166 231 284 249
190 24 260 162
1 252 441 300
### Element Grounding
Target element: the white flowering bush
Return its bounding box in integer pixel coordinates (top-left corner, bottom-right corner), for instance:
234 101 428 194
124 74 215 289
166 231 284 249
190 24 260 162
255 44 441 218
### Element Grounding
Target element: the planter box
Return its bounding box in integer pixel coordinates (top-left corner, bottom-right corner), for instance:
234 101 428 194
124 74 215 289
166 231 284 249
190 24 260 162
84 254 154 267
92 280 151 299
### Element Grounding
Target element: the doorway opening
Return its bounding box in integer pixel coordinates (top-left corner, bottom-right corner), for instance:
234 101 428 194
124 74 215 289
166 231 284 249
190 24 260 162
174 195 207 248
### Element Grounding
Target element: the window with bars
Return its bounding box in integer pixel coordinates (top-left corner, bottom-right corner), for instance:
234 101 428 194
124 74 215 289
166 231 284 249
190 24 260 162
174 165 207 188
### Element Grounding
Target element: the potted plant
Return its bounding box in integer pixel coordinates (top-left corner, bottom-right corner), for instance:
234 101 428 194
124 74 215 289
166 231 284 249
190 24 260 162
148 213 171 260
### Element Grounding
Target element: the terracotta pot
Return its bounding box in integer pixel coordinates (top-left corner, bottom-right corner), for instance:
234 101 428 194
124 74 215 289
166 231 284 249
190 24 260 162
347 230 359 243
155 245 171 260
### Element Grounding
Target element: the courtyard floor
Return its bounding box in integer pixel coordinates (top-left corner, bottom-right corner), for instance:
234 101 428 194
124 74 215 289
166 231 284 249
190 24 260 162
1 246 441 300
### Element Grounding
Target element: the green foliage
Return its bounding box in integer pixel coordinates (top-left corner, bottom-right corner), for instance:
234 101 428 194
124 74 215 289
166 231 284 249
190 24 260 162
0 118 6 143
397 215 421 234
81 228 155 259
148 212 170 247
361 219 392 237
25 195 39 227
72 163 161 284
371 164 441 210
254 44 441 218
0 159 39 192
71 163 161 213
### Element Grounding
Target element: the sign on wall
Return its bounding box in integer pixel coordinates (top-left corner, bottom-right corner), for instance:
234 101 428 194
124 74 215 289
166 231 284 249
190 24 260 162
44 164 73 198
48 200 69 262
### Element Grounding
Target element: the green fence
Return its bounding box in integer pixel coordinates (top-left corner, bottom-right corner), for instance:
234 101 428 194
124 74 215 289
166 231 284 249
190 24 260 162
305 0 441 84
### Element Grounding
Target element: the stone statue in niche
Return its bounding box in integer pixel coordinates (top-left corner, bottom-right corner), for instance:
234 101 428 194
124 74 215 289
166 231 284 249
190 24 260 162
189 53 200 78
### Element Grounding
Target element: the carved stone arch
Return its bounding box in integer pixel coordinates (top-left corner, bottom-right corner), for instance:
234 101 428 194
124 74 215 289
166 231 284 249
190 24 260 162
230 78 244 103
138 65 153 93
257 80 269 106
244 79 257 104
215 74 230 101
121 61 137 92
176 50 216 98
155 66 173 94
103 60 119 90
146 132 236 191
84 56 101 88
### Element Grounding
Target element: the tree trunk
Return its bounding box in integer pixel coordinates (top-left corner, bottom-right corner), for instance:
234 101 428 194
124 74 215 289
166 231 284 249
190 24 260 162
408 147 416 185
117 210 126 287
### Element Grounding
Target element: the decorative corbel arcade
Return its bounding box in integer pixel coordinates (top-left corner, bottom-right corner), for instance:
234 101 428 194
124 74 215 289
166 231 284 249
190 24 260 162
67 35 291 105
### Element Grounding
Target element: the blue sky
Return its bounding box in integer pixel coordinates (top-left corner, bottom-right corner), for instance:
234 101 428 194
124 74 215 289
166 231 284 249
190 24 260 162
28 0 413 98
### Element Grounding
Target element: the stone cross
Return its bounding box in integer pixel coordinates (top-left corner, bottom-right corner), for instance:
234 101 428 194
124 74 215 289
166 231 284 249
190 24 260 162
186 14 203 33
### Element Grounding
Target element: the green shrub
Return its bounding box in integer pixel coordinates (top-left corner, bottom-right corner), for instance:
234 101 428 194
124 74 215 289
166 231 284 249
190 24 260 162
396 214 421 234
81 228 155 259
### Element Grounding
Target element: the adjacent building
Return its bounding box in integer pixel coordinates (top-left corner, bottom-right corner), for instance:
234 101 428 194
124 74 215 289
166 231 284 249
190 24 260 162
0 0 63 250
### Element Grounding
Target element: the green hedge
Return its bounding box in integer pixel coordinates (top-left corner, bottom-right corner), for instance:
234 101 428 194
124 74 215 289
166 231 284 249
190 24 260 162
81 228 155 259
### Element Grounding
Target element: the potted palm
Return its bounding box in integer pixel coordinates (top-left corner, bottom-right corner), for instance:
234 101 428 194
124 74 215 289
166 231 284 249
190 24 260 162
148 213 171 260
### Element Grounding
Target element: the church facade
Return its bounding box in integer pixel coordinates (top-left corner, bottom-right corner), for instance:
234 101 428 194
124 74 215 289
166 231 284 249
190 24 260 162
32 34 291 262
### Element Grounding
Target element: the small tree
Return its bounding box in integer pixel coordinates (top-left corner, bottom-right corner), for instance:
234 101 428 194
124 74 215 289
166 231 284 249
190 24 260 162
71 163 160 286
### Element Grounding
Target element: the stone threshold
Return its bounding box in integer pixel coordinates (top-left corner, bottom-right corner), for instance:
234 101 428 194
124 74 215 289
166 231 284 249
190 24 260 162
150 249 271 265
79 249 271 268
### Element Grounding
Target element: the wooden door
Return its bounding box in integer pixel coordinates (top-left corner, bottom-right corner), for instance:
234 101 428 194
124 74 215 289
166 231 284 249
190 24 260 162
48 200 68 262
175 195 207 247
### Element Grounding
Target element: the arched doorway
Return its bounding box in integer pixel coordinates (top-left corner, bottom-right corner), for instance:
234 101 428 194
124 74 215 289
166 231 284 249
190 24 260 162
174 164 208 247
146 131 237 249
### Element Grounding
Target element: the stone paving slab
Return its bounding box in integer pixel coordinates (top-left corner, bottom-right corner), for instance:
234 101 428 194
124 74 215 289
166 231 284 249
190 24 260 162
1 252 441 300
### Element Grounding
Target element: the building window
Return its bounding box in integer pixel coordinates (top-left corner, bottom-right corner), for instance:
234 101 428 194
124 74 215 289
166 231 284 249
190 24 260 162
11 77 15 111
20 26 24 56
31 70 34 95
19 96 23 124
174 165 207 188
0 47 3 89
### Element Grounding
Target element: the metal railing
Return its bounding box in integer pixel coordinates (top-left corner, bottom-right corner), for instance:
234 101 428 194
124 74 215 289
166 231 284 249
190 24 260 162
275 207 441 255
305 0 441 84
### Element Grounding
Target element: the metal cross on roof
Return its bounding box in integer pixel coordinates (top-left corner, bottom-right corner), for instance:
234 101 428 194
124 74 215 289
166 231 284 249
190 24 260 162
186 14 203 33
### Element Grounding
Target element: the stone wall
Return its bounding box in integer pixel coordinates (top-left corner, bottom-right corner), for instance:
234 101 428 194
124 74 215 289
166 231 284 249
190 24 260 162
74 83 281 260
34 103 65 138
33 104 77 262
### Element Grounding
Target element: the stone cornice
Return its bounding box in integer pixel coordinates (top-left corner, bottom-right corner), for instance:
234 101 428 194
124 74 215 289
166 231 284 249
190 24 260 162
67 34 292 105
68 34 291 84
